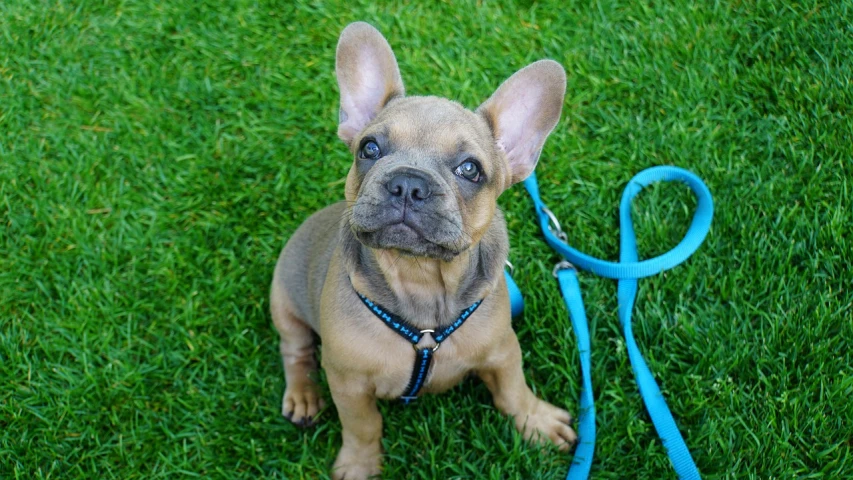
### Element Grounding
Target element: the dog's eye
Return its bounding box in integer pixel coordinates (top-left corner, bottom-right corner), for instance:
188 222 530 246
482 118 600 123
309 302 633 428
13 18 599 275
359 140 382 160
454 160 481 183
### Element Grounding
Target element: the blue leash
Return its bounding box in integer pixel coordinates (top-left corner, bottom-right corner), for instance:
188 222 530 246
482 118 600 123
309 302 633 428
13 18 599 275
504 166 713 479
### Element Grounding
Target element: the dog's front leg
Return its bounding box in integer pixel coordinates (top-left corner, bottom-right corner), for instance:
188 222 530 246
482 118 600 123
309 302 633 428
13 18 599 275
327 370 383 480
477 331 577 451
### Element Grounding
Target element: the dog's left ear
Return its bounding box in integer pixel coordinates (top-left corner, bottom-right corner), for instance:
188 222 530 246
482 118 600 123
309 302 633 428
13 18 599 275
335 22 405 146
477 60 566 186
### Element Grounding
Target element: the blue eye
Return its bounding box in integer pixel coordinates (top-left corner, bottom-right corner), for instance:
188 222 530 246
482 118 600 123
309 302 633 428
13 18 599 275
360 140 381 160
454 160 481 182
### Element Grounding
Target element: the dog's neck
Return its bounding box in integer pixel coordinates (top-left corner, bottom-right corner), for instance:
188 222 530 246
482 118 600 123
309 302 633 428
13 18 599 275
356 247 492 329
343 212 509 329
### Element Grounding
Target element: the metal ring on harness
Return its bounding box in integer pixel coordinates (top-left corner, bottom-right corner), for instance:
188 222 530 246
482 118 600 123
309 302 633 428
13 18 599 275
414 329 441 352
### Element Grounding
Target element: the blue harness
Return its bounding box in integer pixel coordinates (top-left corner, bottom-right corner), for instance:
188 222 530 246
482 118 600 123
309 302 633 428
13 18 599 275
503 166 713 479
356 292 482 404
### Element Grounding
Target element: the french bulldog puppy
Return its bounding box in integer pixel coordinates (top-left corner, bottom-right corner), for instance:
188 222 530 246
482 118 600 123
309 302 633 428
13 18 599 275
270 21 575 479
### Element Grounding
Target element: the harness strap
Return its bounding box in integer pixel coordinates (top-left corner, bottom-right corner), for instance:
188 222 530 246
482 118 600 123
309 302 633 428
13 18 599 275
357 293 423 344
400 348 433 404
519 166 712 479
356 292 482 403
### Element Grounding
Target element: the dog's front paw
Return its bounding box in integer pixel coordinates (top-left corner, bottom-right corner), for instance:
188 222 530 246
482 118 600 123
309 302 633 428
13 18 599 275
332 449 382 480
282 382 325 427
515 400 577 451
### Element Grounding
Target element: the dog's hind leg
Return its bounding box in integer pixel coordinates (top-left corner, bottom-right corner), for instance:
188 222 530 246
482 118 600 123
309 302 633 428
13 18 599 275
270 278 325 426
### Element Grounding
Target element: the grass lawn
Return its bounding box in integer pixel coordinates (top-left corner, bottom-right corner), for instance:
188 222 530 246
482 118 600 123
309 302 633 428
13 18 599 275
2 0 851 478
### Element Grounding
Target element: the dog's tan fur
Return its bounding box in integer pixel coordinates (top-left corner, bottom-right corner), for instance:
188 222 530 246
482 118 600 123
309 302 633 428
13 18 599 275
270 22 575 479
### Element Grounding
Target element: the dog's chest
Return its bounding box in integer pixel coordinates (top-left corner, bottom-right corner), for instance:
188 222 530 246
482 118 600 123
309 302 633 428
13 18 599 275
323 285 503 400
371 332 485 399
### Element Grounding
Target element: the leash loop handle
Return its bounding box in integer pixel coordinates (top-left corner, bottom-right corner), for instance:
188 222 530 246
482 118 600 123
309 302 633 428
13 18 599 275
522 166 712 480
525 167 713 280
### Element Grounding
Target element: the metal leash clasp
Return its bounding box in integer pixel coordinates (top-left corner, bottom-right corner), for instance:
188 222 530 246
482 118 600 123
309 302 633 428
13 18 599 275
552 260 576 278
541 206 574 277
542 206 568 242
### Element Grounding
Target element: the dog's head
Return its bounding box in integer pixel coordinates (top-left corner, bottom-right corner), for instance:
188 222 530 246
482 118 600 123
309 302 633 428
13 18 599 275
336 22 565 262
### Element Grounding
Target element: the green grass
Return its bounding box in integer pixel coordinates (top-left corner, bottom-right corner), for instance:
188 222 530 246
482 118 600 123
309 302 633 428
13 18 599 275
1 0 851 478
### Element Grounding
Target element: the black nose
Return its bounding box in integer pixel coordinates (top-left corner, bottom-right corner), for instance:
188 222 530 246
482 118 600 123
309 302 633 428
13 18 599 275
386 173 432 202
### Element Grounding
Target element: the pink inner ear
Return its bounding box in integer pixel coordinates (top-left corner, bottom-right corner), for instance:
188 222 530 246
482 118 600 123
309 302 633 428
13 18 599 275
336 23 407 144
339 65 387 141
345 66 387 121
494 87 546 177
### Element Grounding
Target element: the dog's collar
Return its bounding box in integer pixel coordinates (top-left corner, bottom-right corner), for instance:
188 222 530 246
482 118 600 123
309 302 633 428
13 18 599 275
355 292 482 404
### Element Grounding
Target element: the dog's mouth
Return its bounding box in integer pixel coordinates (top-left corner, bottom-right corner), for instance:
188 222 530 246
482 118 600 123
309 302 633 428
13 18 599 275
350 209 466 261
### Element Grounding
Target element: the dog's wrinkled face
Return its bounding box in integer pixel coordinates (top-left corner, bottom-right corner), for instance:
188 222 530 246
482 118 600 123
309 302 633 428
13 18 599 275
334 22 566 261
345 97 502 261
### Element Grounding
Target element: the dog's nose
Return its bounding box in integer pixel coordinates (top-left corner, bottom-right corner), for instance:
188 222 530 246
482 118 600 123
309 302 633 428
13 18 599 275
386 173 432 202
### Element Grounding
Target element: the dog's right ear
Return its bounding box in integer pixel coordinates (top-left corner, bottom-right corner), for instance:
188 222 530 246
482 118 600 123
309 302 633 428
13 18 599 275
335 22 405 145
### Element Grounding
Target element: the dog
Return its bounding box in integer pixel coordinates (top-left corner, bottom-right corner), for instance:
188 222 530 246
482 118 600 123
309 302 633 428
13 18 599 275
270 21 575 479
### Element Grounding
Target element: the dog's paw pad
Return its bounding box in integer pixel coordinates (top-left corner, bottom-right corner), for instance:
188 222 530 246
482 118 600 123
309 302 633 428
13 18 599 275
282 384 325 426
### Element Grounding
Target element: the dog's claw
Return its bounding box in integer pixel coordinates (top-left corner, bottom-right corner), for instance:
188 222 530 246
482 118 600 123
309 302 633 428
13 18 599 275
282 384 325 427
295 415 316 428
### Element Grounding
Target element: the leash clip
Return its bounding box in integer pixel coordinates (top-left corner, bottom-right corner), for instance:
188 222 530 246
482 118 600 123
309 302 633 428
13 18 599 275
552 260 576 278
542 207 568 242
